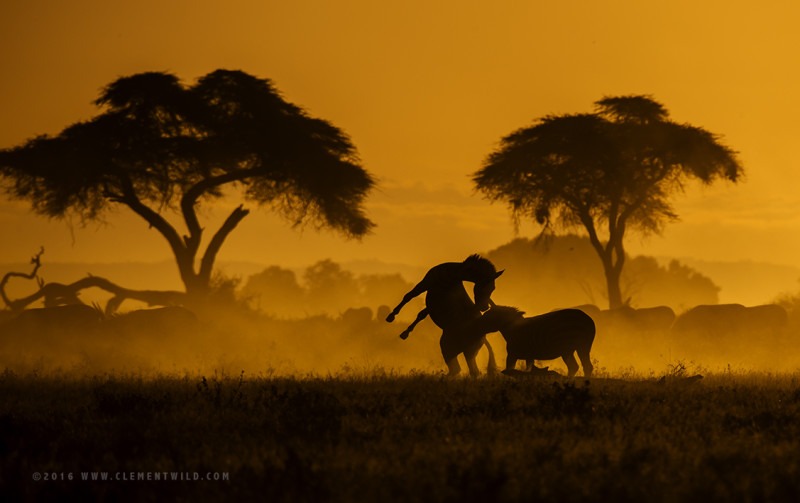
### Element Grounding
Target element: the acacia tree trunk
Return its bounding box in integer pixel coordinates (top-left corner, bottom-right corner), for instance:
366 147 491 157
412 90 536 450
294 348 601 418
601 256 625 310
582 214 627 310
179 263 211 299
118 177 250 299
176 204 250 300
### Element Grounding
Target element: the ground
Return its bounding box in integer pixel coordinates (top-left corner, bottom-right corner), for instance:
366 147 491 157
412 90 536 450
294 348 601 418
3 368 800 501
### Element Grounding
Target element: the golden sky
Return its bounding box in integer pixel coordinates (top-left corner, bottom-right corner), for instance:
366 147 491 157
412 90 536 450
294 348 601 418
1 1 799 272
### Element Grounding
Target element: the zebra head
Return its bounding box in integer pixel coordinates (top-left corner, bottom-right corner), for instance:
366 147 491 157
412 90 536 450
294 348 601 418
464 255 504 311
481 305 525 332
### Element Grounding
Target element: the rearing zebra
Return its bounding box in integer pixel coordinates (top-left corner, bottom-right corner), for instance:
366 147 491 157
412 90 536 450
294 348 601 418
385 255 504 376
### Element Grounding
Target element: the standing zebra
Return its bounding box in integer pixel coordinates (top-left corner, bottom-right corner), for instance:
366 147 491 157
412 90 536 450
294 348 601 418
477 305 596 378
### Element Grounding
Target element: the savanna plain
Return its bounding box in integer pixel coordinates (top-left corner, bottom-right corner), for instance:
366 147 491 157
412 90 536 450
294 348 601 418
4 307 800 502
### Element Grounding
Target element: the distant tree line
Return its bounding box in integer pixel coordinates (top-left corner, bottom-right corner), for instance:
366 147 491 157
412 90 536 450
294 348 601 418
486 235 719 313
240 259 417 318
241 236 719 319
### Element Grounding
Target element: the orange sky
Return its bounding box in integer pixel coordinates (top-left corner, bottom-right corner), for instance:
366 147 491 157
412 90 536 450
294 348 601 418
1 1 799 275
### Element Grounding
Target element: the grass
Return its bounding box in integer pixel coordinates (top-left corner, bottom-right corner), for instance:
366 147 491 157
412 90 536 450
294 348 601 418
4 368 800 502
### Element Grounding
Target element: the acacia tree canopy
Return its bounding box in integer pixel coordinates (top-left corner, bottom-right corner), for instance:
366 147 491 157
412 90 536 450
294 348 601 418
473 95 742 309
0 69 375 300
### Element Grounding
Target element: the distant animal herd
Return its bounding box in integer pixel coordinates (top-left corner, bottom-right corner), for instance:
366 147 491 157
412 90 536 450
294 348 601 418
0 304 199 344
0 255 791 377
386 256 791 377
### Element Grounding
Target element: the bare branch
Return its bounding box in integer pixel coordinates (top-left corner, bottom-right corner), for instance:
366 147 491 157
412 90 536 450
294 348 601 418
4 275 186 315
180 168 259 255
198 204 251 285
0 247 45 311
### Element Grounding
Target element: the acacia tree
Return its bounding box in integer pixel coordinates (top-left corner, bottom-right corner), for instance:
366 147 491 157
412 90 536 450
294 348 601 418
473 95 742 309
0 70 374 307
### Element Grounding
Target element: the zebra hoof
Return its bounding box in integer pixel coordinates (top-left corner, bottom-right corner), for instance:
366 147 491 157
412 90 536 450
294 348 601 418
399 332 409 340
386 313 396 323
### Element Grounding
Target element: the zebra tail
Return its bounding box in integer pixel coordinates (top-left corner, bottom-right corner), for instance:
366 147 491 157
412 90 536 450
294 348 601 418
483 338 498 374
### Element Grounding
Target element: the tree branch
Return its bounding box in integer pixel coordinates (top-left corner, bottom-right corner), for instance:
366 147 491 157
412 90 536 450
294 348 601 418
198 204 251 285
180 168 259 254
576 207 608 262
118 180 185 255
0 247 45 311
608 198 620 245
617 160 672 230
115 177 196 286
4 274 186 315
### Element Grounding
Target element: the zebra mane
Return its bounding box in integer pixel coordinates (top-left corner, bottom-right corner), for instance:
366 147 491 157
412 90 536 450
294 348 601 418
482 305 525 329
463 254 497 277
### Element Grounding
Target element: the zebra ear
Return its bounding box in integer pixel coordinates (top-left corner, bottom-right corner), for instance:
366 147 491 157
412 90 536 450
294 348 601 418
495 270 505 279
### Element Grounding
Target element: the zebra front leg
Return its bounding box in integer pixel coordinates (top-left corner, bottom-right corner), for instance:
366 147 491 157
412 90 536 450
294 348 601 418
562 352 580 378
399 308 428 340
466 357 481 377
445 357 462 377
386 281 427 322
440 331 462 377
576 345 594 378
464 339 484 377
504 355 518 373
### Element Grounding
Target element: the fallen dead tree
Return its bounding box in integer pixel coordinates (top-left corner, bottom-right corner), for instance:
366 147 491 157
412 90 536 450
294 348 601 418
0 248 186 315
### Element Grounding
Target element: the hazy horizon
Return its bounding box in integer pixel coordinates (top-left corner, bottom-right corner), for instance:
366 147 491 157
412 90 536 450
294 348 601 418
2 248 798 310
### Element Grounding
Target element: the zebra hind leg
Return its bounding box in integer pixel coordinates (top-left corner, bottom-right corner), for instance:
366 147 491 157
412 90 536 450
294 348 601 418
399 308 429 340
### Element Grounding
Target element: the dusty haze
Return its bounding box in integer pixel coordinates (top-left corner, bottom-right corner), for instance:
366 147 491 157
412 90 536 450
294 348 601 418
1 2 800 375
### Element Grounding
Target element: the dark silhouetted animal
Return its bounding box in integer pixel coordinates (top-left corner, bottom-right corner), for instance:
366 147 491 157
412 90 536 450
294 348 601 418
671 304 745 338
102 306 198 338
385 255 503 376
340 307 373 327
671 304 788 341
375 305 391 322
632 306 677 332
477 305 596 378
741 304 789 333
593 305 676 335
0 304 104 337
569 304 602 318
0 310 18 326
